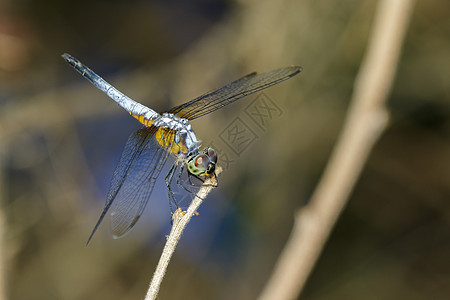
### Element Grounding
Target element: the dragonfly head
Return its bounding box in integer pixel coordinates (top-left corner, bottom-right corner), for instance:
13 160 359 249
187 148 217 177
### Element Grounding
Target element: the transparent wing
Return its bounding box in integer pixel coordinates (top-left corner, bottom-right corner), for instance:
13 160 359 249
87 126 175 244
167 66 301 120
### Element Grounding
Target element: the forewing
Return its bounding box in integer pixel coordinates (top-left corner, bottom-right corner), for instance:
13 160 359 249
87 126 174 243
167 66 301 120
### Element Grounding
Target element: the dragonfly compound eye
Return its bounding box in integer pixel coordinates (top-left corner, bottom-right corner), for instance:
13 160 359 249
187 154 209 176
195 155 209 170
207 148 217 164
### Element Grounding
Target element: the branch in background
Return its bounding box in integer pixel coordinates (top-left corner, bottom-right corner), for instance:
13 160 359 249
0 209 5 300
145 167 222 300
258 0 416 299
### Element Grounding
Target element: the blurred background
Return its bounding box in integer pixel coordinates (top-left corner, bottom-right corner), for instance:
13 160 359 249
0 0 449 299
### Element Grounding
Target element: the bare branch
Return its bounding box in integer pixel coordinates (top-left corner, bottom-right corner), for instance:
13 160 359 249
145 167 222 300
258 0 416 299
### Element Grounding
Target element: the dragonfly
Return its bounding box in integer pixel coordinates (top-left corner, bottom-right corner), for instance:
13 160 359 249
62 53 302 244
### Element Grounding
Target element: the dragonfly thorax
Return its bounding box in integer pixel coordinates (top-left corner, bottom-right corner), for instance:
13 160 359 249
153 113 199 156
153 113 187 130
174 127 199 155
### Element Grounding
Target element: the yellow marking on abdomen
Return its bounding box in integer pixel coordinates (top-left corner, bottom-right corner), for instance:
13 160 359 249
130 113 154 127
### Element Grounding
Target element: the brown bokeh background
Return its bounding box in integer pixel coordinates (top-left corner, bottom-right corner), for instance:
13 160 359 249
0 0 449 299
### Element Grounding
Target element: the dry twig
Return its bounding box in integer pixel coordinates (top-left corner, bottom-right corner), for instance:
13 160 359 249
145 167 221 300
258 0 415 299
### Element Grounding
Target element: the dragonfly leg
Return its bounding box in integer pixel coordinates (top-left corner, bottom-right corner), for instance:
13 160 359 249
176 163 203 199
177 163 218 199
211 171 219 188
175 163 217 202
165 162 180 214
187 171 219 188
187 171 204 185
